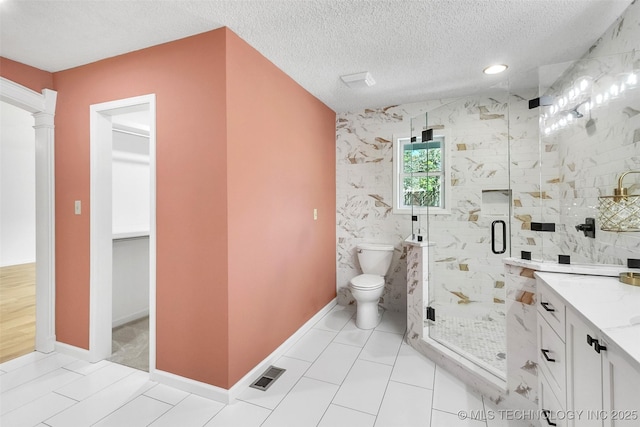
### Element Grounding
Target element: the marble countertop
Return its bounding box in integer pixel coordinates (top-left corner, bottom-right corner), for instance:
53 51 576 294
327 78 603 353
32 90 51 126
535 271 640 371
403 236 435 247
505 257 628 277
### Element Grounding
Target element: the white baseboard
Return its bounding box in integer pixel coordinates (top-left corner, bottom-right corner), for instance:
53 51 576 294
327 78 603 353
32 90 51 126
55 341 92 362
152 297 337 404
151 369 231 403
113 309 149 328
36 334 56 354
227 297 337 402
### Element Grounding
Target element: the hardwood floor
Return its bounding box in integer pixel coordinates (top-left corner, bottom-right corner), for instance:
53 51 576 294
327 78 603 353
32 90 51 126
0 263 36 363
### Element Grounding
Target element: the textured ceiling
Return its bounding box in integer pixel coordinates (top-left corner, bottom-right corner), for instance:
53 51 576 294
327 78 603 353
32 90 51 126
0 0 633 112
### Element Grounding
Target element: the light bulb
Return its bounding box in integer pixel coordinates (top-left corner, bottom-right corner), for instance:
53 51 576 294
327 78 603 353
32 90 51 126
595 93 604 105
483 64 508 75
610 83 620 98
576 76 593 95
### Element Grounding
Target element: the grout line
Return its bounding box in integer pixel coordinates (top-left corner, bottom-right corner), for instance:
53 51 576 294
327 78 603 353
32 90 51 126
429 362 438 425
330 402 379 417
142 388 188 407
51 390 80 402
386 377 435 391
313 383 341 427
369 330 405 419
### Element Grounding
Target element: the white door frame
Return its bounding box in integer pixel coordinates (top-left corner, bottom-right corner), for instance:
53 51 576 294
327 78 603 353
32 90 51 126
0 77 57 353
89 94 156 371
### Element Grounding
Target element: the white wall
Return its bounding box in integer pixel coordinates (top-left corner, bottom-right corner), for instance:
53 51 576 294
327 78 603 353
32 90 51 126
113 237 150 327
0 101 36 267
112 130 150 235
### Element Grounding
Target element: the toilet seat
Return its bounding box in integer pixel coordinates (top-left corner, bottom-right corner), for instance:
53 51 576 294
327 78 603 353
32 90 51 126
350 274 384 289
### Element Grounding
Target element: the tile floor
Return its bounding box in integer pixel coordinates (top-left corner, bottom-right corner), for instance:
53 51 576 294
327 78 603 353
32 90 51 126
0 305 533 427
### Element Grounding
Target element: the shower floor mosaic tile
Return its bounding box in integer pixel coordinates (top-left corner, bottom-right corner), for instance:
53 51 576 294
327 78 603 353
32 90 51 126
427 314 506 374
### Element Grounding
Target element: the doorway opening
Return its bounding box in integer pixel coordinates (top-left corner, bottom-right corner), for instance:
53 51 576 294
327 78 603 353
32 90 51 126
0 78 57 360
89 95 156 374
0 100 36 363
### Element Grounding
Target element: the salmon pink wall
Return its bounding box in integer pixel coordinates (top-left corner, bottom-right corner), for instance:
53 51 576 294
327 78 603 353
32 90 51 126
52 30 231 387
0 57 53 92
9 26 336 390
225 31 336 385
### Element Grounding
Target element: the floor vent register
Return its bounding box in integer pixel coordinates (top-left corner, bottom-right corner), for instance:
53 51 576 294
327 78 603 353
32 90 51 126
249 366 286 391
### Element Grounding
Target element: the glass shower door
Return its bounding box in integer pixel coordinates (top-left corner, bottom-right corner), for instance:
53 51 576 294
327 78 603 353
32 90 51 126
416 86 512 378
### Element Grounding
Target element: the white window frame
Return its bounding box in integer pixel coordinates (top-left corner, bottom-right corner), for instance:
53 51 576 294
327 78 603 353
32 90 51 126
392 131 451 215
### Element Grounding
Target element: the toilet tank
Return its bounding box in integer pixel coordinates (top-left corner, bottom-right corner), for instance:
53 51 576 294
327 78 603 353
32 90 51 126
356 243 394 276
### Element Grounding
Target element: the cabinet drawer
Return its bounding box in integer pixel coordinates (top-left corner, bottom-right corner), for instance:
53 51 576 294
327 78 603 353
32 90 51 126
537 313 566 407
539 372 567 427
538 282 565 341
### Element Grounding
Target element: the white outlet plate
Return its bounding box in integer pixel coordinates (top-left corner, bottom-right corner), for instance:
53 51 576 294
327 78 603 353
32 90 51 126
74 200 81 215
313 208 318 220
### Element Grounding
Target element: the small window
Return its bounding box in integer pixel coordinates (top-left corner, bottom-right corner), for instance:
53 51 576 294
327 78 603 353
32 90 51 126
393 135 449 214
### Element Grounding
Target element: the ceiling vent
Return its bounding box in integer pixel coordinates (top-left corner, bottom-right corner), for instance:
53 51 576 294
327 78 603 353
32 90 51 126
340 72 376 88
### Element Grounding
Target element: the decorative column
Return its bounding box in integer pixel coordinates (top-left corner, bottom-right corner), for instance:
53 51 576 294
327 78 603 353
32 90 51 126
33 89 57 353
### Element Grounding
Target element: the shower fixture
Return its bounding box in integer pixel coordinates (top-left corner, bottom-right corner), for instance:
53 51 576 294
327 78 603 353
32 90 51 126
568 108 583 118
575 218 596 238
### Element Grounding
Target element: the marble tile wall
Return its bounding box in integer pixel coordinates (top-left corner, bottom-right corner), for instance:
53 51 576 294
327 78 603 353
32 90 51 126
503 1 640 411
336 0 640 308
504 264 539 410
538 1 640 265
336 0 640 413
418 93 512 323
336 100 449 312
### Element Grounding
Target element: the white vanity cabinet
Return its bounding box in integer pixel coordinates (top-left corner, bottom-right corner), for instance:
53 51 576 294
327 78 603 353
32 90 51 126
537 284 567 427
566 309 640 427
565 308 604 427
601 345 640 427
536 273 640 427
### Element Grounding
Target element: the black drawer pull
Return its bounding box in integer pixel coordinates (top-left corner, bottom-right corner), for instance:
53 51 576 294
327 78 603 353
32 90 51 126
541 349 556 362
540 301 555 312
587 334 607 353
542 409 557 426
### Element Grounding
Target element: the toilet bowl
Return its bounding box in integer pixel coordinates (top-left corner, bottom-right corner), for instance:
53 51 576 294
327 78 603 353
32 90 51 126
349 243 394 329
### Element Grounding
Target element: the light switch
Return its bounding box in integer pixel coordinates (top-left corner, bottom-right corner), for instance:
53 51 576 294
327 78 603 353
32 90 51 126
74 200 81 215
313 208 318 220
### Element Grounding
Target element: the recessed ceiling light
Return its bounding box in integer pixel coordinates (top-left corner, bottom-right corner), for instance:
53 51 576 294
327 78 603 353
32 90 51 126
483 64 508 75
340 72 376 88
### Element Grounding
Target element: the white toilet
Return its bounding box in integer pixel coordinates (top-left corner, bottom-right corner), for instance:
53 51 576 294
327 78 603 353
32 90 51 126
349 243 394 329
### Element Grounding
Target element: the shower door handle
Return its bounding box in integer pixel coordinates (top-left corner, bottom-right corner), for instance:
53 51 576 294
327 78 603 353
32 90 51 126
491 220 506 254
